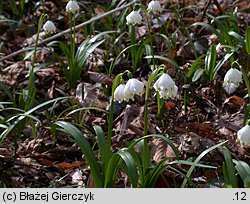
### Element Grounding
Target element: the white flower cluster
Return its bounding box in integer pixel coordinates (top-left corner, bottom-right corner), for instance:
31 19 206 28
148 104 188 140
237 123 250 146
223 68 242 94
43 1 80 33
126 1 162 25
43 20 56 33
153 73 178 99
114 73 178 102
66 0 80 13
114 78 144 102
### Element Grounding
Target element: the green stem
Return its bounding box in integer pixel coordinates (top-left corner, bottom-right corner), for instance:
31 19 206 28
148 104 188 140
144 83 149 136
130 25 137 72
107 99 114 156
144 8 155 69
157 93 165 118
184 89 188 114
69 12 76 87
32 16 44 68
142 73 153 181
231 61 250 126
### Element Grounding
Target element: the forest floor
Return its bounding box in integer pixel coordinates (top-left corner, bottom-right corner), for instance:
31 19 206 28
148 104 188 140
0 0 250 187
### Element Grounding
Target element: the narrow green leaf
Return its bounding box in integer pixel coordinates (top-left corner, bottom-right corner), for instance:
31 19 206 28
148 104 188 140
192 22 223 44
205 45 217 81
223 147 238 188
128 134 179 160
181 140 227 187
105 154 122 187
0 97 68 143
213 51 234 79
55 121 102 187
117 150 138 187
145 55 180 70
93 125 107 173
228 31 245 47
246 26 250 54
233 160 250 188
192 68 204 82
187 54 205 79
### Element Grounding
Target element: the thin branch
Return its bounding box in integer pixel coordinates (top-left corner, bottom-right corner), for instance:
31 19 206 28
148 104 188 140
201 0 212 20
0 0 140 62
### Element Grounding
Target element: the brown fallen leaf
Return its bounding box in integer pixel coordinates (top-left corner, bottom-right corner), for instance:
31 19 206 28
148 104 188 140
233 0 250 11
191 122 216 139
164 100 176 111
88 71 112 86
151 137 177 163
38 158 53 166
55 161 83 171
223 95 245 108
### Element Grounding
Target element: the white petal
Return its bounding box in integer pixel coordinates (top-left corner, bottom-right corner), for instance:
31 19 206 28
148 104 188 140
169 85 178 99
159 90 168 99
153 73 175 92
148 1 162 13
124 78 144 101
223 82 238 94
126 11 142 25
43 20 56 33
66 0 80 13
114 84 125 102
237 124 250 146
224 68 242 85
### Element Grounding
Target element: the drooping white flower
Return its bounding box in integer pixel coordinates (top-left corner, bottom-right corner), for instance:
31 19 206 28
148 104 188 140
153 73 178 99
237 123 250 146
153 73 175 91
114 84 126 103
224 68 242 85
223 68 242 94
66 0 80 13
43 20 56 33
126 10 142 25
124 78 144 101
148 1 162 14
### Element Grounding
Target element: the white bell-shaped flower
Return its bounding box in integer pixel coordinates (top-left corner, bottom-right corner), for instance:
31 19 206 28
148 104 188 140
153 73 175 91
43 20 56 33
223 68 242 94
154 73 178 99
126 10 142 25
237 123 250 146
114 84 126 103
124 78 144 101
66 0 80 13
148 1 162 13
